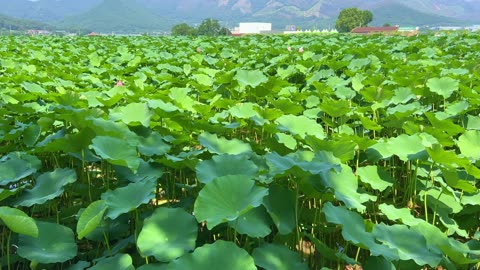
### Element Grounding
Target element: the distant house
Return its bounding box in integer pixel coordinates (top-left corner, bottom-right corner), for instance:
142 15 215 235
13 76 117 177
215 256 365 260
398 27 419 36
231 22 272 36
26 29 51 35
351 26 399 35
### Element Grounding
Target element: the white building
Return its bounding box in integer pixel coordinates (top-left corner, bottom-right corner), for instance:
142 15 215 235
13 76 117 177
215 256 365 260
231 22 272 35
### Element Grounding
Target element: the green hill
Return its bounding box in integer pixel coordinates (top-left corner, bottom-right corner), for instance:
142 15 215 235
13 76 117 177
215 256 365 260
58 0 171 33
370 3 463 27
0 13 52 31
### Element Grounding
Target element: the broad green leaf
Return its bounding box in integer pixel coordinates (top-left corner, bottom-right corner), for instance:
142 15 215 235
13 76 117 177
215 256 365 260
110 102 152 127
426 77 458 99
457 130 480 160
137 264 167 270
14 168 77 207
90 136 140 172
0 186 25 202
114 160 163 183
234 69 268 89
276 114 325 139
367 134 427 162
275 133 297 149
228 103 260 119
266 151 341 177
77 200 107 239
319 99 352 118
419 187 462 214
0 207 38 237
88 254 134 270
411 222 480 265
101 179 156 220
263 185 296 235
379 204 421 226
137 208 197 262
66 261 91 270
21 82 47 94
229 206 272 238
196 154 258 184
198 132 252 155
318 164 374 212
138 132 171 157
0 152 41 185
356 166 393 192
166 240 257 270
322 202 398 261
372 223 443 267
252 244 309 270
17 221 77 264
194 175 268 229
193 74 213 87
391 87 415 104
364 256 396 270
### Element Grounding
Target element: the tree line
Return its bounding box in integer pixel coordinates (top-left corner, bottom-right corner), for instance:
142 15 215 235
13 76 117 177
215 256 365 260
171 18 230 36
172 8 373 36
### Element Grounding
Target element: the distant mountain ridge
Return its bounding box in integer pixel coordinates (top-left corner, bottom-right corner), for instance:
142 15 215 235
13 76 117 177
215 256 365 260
0 13 53 31
0 0 479 32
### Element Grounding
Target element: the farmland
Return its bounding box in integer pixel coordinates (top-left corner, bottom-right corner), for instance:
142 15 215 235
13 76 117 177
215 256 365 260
1 33 480 270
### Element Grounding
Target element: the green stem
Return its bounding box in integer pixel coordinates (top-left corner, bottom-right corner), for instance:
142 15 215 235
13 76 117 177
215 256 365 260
355 246 361 262
294 181 301 254
103 231 111 256
6 231 11 270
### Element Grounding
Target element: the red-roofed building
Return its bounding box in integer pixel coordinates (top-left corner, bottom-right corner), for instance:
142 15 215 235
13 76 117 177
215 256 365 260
351 26 399 35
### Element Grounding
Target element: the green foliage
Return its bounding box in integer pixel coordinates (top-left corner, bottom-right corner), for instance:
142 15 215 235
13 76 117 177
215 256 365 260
171 23 196 36
335 7 373 33
197 18 230 36
171 18 230 36
1 33 480 270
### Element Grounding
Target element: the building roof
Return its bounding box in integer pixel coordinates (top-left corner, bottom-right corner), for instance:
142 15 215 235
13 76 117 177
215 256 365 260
351 26 399 33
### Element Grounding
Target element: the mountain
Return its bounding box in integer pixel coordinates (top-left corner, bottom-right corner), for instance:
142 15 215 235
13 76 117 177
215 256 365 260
0 0 479 33
0 0 101 22
0 13 53 31
57 0 171 33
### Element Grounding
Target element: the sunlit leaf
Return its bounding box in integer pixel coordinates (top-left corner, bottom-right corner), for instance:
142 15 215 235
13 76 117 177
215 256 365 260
17 221 77 264
137 208 197 262
194 175 268 229
276 114 325 139
0 207 38 237
356 166 393 192
77 200 107 239
90 136 140 172
457 130 480 160
110 102 152 127
166 241 256 270
198 132 252 155
253 244 309 270
196 154 258 184
88 254 134 270
373 223 443 267
234 69 268 89
426 77 459 99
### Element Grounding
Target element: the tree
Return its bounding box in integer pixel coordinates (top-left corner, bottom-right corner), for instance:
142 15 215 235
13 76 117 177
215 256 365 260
335 8 373 33
171 23 196 36
197 18 230 36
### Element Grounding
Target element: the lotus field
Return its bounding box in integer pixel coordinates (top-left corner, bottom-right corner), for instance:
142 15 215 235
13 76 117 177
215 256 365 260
1 33 480 270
